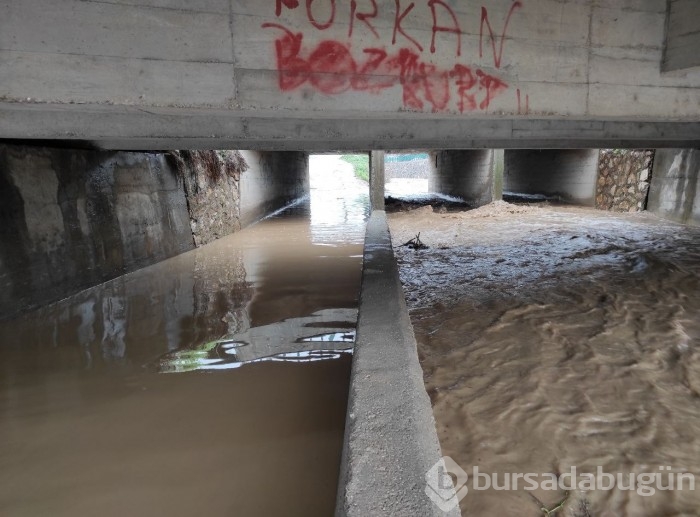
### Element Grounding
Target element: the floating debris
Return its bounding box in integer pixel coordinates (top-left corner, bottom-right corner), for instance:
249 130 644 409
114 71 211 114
401 232 429 250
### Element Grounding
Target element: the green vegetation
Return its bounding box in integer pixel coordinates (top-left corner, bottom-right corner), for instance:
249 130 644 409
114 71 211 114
341 154 370 182
386 153 429 162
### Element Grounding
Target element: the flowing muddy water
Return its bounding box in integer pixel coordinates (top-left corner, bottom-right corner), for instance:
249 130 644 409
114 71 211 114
0 156 368 516
389 202 700 516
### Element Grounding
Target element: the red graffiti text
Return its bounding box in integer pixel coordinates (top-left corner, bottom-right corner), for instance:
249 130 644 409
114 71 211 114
262 24 509 113
265 1 525 113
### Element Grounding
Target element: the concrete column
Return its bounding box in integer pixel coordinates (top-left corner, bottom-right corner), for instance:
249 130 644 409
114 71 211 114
429 150 495 206
504 149 599 205
492 149 505 201
647 148 700 225
370 151 385 211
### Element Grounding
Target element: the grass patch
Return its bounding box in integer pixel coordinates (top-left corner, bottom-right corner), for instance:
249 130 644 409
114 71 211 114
340 154 370 182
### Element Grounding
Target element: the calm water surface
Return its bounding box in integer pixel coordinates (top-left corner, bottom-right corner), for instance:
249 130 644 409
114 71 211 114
0 157 368 516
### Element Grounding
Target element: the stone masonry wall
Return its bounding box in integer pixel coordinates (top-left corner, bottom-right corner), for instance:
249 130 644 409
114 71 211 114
167 150 248 247
596 150 654 212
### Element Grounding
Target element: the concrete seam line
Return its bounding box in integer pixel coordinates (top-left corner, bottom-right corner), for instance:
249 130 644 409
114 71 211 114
335 210 460 517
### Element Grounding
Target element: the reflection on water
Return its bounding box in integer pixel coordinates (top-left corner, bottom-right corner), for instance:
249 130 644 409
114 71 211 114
155 344 353 373
0 156 368 516
301 331 356 342
390 203 700 516
308 154 369 243
386 178 429 198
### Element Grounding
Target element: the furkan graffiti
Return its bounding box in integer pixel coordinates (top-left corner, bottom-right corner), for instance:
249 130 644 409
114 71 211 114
263 0 525 114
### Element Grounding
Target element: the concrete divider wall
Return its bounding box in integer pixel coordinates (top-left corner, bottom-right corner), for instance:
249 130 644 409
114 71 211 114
336 211 458 517
504 149 599 205
647 148 700 225
239 151 309 226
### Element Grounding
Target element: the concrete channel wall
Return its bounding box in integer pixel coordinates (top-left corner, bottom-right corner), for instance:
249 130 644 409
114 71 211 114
239 151 309 227
336 211 458 517
647 148 700 225
0 144 310 317
0 144 194 317
504 149 600 205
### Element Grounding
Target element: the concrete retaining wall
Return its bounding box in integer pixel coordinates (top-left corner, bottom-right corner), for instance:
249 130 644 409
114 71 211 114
0 144 194 317
430 150 495 206
504 149 599 205
336 211 457 517
647 148 700 225
239 151 309 227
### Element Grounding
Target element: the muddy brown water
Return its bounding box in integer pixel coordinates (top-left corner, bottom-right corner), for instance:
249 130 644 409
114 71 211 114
0 159 368 516
390 202 700 516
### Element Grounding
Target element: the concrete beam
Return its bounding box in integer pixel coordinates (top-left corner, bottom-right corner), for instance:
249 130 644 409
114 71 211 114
336 211 456 517
1 104 698 150
2 0 700 122
1 0 700 147
370 151 385 211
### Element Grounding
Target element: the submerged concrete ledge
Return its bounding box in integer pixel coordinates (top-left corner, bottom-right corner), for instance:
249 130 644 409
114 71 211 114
336 211 459 517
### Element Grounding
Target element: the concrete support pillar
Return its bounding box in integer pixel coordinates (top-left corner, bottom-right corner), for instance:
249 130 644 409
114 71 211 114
647 148 700 225
370 150 385 211
492 149 504 201
504 149 599 206
429 150 495 207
